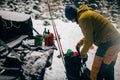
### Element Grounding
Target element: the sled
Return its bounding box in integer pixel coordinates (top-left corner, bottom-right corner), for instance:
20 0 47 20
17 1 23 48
0 11 56 80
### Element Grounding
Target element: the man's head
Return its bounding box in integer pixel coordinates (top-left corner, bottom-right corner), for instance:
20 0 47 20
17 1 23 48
65 5 77 22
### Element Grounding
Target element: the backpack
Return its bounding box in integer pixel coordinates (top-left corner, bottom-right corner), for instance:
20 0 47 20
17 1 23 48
64 49 90 80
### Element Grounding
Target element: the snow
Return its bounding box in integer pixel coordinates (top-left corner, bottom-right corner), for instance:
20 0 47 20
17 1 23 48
32 19 120 80
22 51 49 80
0 10 30 21
0 0 120 79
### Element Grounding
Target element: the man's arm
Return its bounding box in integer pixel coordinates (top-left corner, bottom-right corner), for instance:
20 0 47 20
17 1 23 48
78 19 93 57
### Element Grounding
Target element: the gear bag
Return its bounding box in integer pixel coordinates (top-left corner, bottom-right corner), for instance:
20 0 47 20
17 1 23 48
64 49 90 80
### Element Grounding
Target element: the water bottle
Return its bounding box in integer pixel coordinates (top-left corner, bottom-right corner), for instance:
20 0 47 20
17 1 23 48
35 34 43 46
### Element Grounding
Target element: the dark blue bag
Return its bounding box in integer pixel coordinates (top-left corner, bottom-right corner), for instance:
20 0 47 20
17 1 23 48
64 50 90 80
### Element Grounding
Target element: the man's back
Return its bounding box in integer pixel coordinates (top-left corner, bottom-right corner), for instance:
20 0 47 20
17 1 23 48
77 5 120 45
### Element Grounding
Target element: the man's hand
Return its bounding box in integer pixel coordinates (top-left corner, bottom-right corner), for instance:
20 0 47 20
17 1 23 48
76 44 87 58
79 54 87 58
76 44 88 63
80 54 88 63
89 45 94 50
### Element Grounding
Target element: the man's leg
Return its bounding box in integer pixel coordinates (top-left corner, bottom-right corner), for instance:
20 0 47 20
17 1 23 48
105 61 116 80
97 45 119 80
90 55 103 80
97 61 115 80
96 61 109 80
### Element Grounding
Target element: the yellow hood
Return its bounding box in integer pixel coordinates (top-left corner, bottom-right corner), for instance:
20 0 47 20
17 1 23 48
77 5 89 17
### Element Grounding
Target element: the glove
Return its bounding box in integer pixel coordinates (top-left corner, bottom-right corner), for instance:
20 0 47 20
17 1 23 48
76 48 88 63
76 47 88 58
76 44 87 58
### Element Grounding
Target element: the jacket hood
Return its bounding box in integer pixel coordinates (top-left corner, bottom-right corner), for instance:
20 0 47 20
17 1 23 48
77 5 89 17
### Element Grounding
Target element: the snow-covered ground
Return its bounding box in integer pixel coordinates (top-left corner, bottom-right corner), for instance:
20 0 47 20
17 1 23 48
0 0 120 80
32 19 120 80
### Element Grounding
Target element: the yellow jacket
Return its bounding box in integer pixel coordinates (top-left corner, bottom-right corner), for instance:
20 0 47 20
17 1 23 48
77 5 120 56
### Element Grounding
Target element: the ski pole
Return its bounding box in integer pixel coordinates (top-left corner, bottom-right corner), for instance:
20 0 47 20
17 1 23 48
47 0 65 65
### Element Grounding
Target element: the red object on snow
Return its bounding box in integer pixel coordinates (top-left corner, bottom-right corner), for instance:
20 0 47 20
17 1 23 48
73 51 79 56
44 33 54 46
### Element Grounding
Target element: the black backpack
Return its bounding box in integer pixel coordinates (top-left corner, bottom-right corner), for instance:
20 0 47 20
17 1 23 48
64 54 90 80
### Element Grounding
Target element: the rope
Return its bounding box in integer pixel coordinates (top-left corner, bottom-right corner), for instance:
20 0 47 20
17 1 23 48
47 0 65 65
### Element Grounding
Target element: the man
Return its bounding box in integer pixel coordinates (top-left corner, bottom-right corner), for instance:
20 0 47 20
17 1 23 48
65 4 120 80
